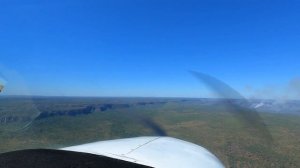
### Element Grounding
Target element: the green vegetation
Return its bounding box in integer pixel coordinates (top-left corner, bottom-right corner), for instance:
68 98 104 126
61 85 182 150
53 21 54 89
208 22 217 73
0 97 299 167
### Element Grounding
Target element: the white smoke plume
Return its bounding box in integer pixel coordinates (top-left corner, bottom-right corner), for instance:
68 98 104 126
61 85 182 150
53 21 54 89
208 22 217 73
245 77 300 101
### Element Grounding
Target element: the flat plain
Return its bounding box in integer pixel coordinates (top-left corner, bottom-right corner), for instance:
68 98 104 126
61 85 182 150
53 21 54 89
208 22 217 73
0 97 299 168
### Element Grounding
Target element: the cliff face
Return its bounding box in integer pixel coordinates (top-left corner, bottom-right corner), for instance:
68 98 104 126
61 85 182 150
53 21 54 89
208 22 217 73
36 101 167 119
0 101 168 124
36 105 96 119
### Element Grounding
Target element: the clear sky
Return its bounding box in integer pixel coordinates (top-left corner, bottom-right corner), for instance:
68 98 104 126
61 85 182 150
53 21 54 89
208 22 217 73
0 0 300 99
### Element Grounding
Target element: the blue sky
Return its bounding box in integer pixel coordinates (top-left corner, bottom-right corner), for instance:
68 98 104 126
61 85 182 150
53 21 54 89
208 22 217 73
0 0 300 98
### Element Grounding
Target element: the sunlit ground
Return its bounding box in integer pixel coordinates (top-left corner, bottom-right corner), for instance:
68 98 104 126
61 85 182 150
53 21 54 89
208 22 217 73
0 98 299 168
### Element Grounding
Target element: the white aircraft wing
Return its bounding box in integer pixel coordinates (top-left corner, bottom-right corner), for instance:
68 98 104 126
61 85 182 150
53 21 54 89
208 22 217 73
62 136 224 168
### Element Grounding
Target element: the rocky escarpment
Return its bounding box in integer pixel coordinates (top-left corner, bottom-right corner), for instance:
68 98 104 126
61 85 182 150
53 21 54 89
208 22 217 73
0 101 168 124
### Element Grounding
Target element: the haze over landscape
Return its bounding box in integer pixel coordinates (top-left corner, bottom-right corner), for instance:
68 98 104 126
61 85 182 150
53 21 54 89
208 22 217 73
1 1 300 167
